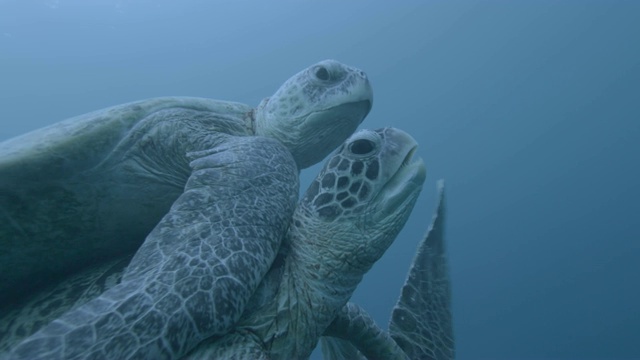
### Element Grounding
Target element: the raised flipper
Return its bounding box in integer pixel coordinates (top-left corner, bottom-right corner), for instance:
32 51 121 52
5 136 299 360
390 180 454 360
321 181 453 360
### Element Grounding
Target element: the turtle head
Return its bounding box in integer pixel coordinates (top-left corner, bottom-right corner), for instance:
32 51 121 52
299 127 426 273
255 60 373 169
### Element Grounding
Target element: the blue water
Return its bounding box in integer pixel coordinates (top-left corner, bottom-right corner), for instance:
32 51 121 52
1 1 639 358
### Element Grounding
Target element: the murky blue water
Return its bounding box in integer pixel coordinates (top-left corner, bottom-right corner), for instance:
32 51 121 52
1 1 639 358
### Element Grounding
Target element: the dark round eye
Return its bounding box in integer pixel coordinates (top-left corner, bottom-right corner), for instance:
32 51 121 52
349 139 375 155
315 66 330 81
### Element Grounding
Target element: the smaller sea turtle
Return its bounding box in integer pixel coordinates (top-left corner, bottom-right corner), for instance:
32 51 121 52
183 127 427 359
321 180 455 360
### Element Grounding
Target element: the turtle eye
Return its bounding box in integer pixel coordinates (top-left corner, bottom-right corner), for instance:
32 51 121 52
349 139 375 155
315 66 330 81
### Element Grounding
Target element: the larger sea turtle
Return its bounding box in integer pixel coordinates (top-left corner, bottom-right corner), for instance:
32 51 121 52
3 140 454 360
183 127 427 359
2 184 455 359
0 60 372 359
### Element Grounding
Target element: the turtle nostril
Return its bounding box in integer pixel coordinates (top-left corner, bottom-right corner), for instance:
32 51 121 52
315 66 330 81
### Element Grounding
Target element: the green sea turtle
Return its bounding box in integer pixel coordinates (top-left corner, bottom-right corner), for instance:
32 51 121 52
321 180 455 360
182 127 427 359
0 60 372 358
1 184 454 360
3 136 454 360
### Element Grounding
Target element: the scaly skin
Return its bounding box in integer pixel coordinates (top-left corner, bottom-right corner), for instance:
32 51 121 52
6 137 298 360
323 302 408 360
0 257 132 355
185 127 427 359
390 180 454 360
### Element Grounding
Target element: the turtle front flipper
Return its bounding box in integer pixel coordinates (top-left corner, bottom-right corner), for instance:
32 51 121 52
322 302 407 360
5 136 299 360
390 180 454 360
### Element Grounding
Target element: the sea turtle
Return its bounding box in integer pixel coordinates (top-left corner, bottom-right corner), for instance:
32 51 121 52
1 183 454 360
182 127 427 359
321 180 455 360
3 136 454 360
0 59 372 358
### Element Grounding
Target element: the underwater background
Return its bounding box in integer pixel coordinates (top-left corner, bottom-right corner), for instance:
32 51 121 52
1 1 639 359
